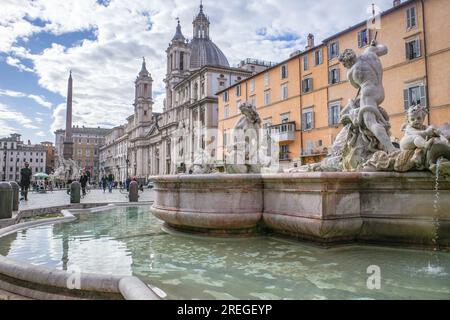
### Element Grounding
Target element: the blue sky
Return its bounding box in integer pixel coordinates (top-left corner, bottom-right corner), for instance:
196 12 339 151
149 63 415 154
0 0 394 144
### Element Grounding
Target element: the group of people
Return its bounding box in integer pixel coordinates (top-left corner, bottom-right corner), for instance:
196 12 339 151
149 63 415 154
99 174 143 193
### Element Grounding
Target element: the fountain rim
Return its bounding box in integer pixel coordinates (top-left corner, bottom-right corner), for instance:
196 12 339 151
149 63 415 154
0 203 161 300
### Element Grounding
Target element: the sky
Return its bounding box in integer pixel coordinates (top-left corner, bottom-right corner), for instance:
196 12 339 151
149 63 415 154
0 0 395 144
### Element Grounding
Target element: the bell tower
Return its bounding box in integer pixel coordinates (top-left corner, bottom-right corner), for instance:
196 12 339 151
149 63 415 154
164 19 191 110
134 57 153 124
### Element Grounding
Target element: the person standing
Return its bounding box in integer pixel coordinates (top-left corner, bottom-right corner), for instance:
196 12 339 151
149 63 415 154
19 162 32 201
79 172 88 196
107 172 114 193
101 175 107 193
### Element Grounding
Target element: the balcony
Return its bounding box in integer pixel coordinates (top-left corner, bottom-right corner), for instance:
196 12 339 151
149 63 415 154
270 122 296 142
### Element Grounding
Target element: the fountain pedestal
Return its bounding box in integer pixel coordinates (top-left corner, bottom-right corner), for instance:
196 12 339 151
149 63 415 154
151 172 450 248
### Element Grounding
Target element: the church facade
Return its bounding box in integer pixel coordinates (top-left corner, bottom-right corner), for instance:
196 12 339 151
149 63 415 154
100 4 273 180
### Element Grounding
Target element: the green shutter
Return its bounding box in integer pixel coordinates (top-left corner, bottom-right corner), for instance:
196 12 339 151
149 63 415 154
405 42 410 60
301 113 306 131
328 106 332 126
420 85 427 107
404 89 410 110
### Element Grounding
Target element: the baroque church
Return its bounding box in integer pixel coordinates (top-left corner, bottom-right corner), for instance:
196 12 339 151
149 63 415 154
101 4 270 180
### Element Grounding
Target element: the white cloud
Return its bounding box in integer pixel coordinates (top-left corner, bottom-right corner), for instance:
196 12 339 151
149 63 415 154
5 56 34 72
1 0 395 132
0 88 52 108
0 102 40 130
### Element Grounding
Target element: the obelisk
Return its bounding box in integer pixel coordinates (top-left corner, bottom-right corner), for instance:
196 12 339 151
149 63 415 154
63 71 74 160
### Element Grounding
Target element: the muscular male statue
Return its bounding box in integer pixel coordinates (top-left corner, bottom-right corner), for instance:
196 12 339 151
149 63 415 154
339 40 396 153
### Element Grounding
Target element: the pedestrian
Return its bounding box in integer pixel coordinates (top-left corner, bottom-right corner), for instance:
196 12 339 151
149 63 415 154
101 175 107 193
19 162 32 201
107 172 114 193
79 172 88 196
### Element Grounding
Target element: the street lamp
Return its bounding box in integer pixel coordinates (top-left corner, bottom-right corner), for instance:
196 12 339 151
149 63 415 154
3 145 7 181
126 158 130 178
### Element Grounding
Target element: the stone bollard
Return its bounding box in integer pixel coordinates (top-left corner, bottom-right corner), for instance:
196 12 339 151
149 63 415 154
70 181 81 204
9 181 20 211
129 181 139 202
0 182 13 219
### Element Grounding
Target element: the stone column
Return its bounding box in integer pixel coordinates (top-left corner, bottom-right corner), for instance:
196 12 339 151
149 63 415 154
70 181 81 204
9 181 19 211
0 182 13 219
129 181 139 202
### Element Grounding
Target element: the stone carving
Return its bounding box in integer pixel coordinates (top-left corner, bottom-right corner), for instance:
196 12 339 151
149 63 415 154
364 105 450 175
290 40 397 173
225 103 264 174
52 157 82 181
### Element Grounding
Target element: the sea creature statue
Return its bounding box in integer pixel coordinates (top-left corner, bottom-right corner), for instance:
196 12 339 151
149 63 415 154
225 103 263 174
364 105 450 176
52 157 82 181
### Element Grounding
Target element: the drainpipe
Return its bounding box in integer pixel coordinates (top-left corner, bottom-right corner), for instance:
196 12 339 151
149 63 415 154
298 54 304 165
421 0 430 125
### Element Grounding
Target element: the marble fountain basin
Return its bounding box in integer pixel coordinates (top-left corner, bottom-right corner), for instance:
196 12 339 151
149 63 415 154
151 172 450 249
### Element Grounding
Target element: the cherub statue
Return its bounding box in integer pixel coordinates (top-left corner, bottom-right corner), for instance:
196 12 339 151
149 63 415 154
400 104 439 168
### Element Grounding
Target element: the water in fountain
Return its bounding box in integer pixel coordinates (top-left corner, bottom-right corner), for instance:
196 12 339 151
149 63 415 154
426 157 444 274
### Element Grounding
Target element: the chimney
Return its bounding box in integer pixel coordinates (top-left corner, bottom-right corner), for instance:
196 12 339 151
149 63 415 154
393 0 401 7
306 34 314 49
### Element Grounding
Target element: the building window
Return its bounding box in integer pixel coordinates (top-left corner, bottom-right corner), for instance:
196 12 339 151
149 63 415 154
280 145 289 160
302 108 314 131
264 90 270 106
281 64 288 79
302 78 313 93
224 105 230 119
281 84 288 100
303 55 308 71
328 42 339 59
404 85 426 110
314 49 323 65
358 29 370 48
280 113 289 123
180 52 184 70
223 91 229 102
250 79 255 94
249 96 256 108
223 130 227 147
329 68 340 85
405 38 421 60
236 85 241 97
219 81 225 87
264 72 269 87
406 6 417 29
328 103 340 125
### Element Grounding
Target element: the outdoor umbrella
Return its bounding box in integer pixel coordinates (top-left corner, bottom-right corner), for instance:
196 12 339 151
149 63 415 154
34 172 49 179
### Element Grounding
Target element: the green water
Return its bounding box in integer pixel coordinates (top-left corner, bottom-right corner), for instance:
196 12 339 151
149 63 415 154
0 206 449 300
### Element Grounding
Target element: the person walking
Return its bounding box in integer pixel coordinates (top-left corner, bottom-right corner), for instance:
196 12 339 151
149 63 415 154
19 162 32 201
101 175 107 193
107 172 114 193
79 172 88 197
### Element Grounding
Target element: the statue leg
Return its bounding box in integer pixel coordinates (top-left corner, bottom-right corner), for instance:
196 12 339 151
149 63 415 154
363 111 396 153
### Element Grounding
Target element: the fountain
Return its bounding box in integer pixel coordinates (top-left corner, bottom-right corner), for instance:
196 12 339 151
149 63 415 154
151 40 450 249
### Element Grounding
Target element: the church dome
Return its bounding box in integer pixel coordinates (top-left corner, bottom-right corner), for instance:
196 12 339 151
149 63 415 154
189 3 229 69
189 38 229 69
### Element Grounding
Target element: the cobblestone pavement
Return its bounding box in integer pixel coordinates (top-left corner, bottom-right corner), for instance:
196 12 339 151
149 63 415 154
18 188 155 211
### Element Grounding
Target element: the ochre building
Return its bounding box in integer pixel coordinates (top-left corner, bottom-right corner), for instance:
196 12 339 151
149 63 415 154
217 0 450 168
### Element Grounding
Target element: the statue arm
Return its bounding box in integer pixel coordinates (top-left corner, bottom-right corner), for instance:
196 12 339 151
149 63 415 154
367 41 388 57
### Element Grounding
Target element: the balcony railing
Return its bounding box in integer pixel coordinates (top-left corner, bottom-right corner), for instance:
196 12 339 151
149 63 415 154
235 58 278 68
270 122 296 142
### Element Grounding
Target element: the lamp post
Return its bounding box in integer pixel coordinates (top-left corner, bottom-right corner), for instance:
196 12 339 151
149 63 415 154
126 158 130 179
3 145 7 181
